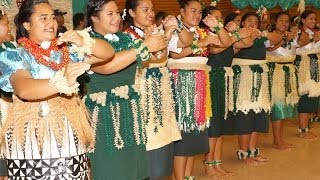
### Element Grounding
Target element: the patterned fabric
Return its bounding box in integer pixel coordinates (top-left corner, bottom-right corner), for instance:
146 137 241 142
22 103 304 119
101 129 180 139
7 154 89 180
0 47 81 92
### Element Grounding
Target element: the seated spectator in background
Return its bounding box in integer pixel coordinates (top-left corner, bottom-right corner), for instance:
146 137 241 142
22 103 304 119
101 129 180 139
73 13 86 30
155 11 168 26
54 9 67 36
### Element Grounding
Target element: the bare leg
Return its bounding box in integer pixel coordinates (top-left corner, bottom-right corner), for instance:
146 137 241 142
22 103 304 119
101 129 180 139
249 132 267 162
174 156 188 180
238 134 257 166
0 177 8 180
214 137 233 176
272 120 287 150
298 113 317 139
280 120 294 148
185 157 194 177
205 137 223 178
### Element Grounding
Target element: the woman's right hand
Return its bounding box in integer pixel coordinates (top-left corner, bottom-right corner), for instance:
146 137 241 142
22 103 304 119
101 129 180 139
197 35 220 47
250 28 262 40
225 21 238 33
64 62 90 86
144 35 168 52
238 28 253 39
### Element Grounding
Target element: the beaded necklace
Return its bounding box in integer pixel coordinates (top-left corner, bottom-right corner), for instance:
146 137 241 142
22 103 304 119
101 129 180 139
123 27 143 40
18 37 70 70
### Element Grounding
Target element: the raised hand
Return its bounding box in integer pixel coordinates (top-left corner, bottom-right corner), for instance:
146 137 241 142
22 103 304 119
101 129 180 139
58 30 84 47
285 31 297 41
250 28 262 40
202 14 218 28
64 62 90 86
144 35 168 52
162 15 178 30
225 21 238 33
238 28 253 39
197 35 220 47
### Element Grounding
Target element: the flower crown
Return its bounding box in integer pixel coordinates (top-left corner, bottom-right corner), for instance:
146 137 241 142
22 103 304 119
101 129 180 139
122 8 126 20
210 0 220 7
256 5 267 21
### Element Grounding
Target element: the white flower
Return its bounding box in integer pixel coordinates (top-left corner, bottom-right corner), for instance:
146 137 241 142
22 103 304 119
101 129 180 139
40 41 51 49
210 1 217 6
104 34 119 41
122 9 127 20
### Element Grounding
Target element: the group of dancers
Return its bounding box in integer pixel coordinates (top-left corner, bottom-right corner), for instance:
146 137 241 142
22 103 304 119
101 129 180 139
0 0 319 179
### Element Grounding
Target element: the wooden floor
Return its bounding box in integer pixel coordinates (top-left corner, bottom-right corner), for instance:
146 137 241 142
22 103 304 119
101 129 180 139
191 120 320 180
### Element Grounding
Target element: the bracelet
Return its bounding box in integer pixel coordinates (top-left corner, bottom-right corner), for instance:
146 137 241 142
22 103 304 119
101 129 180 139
210 21 224 33
132 39 151 66
49 68 80 96
190 39 204 55
70 27 96 59
233 31 241 42
176 18 184 33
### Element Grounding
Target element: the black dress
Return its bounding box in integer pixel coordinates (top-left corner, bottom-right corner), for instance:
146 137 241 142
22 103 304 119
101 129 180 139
207 47 235 137
231 40 269 135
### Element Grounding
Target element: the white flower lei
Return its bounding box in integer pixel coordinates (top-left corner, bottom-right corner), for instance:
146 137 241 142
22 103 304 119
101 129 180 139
70 27 96 59
89 91 107 106
111 103 124 149
111 85 129 99
48 68 80 96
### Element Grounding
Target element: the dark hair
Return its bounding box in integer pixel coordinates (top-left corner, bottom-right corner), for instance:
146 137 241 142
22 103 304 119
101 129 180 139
0 11 6 20
240 12 259 28
300 10 315 27
268 11 290 32
155 11 168 22
123 0 141 27
224 12 240 26
14 0 49 40
73 13 85 29
199 6 218 28
87 0 112 28
177 0 200 9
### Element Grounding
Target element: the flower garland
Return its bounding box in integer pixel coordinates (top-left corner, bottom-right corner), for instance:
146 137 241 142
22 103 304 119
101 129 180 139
210 0 220 7
267 62 276 102
171 68 210 132
0 41 16 53
193 27 209 57
256 5 267 22
250 65 263 102
232 65 241 114
85 85 146 156
18 37 70 70
281 35 294 49
231 64 270 114
90 31 150 67
210 67 226 119
123 27 143 40
110 103 124 149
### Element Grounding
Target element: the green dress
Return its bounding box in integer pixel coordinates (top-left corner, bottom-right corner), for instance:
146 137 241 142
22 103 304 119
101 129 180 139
85 32 149 180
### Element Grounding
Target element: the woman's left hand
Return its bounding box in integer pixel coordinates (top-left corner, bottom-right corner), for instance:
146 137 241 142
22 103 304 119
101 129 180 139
57 30 84 47
202 14 218 28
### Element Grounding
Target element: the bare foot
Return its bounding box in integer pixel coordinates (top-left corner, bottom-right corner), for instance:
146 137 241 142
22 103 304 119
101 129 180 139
251 155 268 162
242 158 258 166
272 141 292 151
205 166 224 179
215 165 234 177
272 142 289 151
281 140 294 148
297 131 317 139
